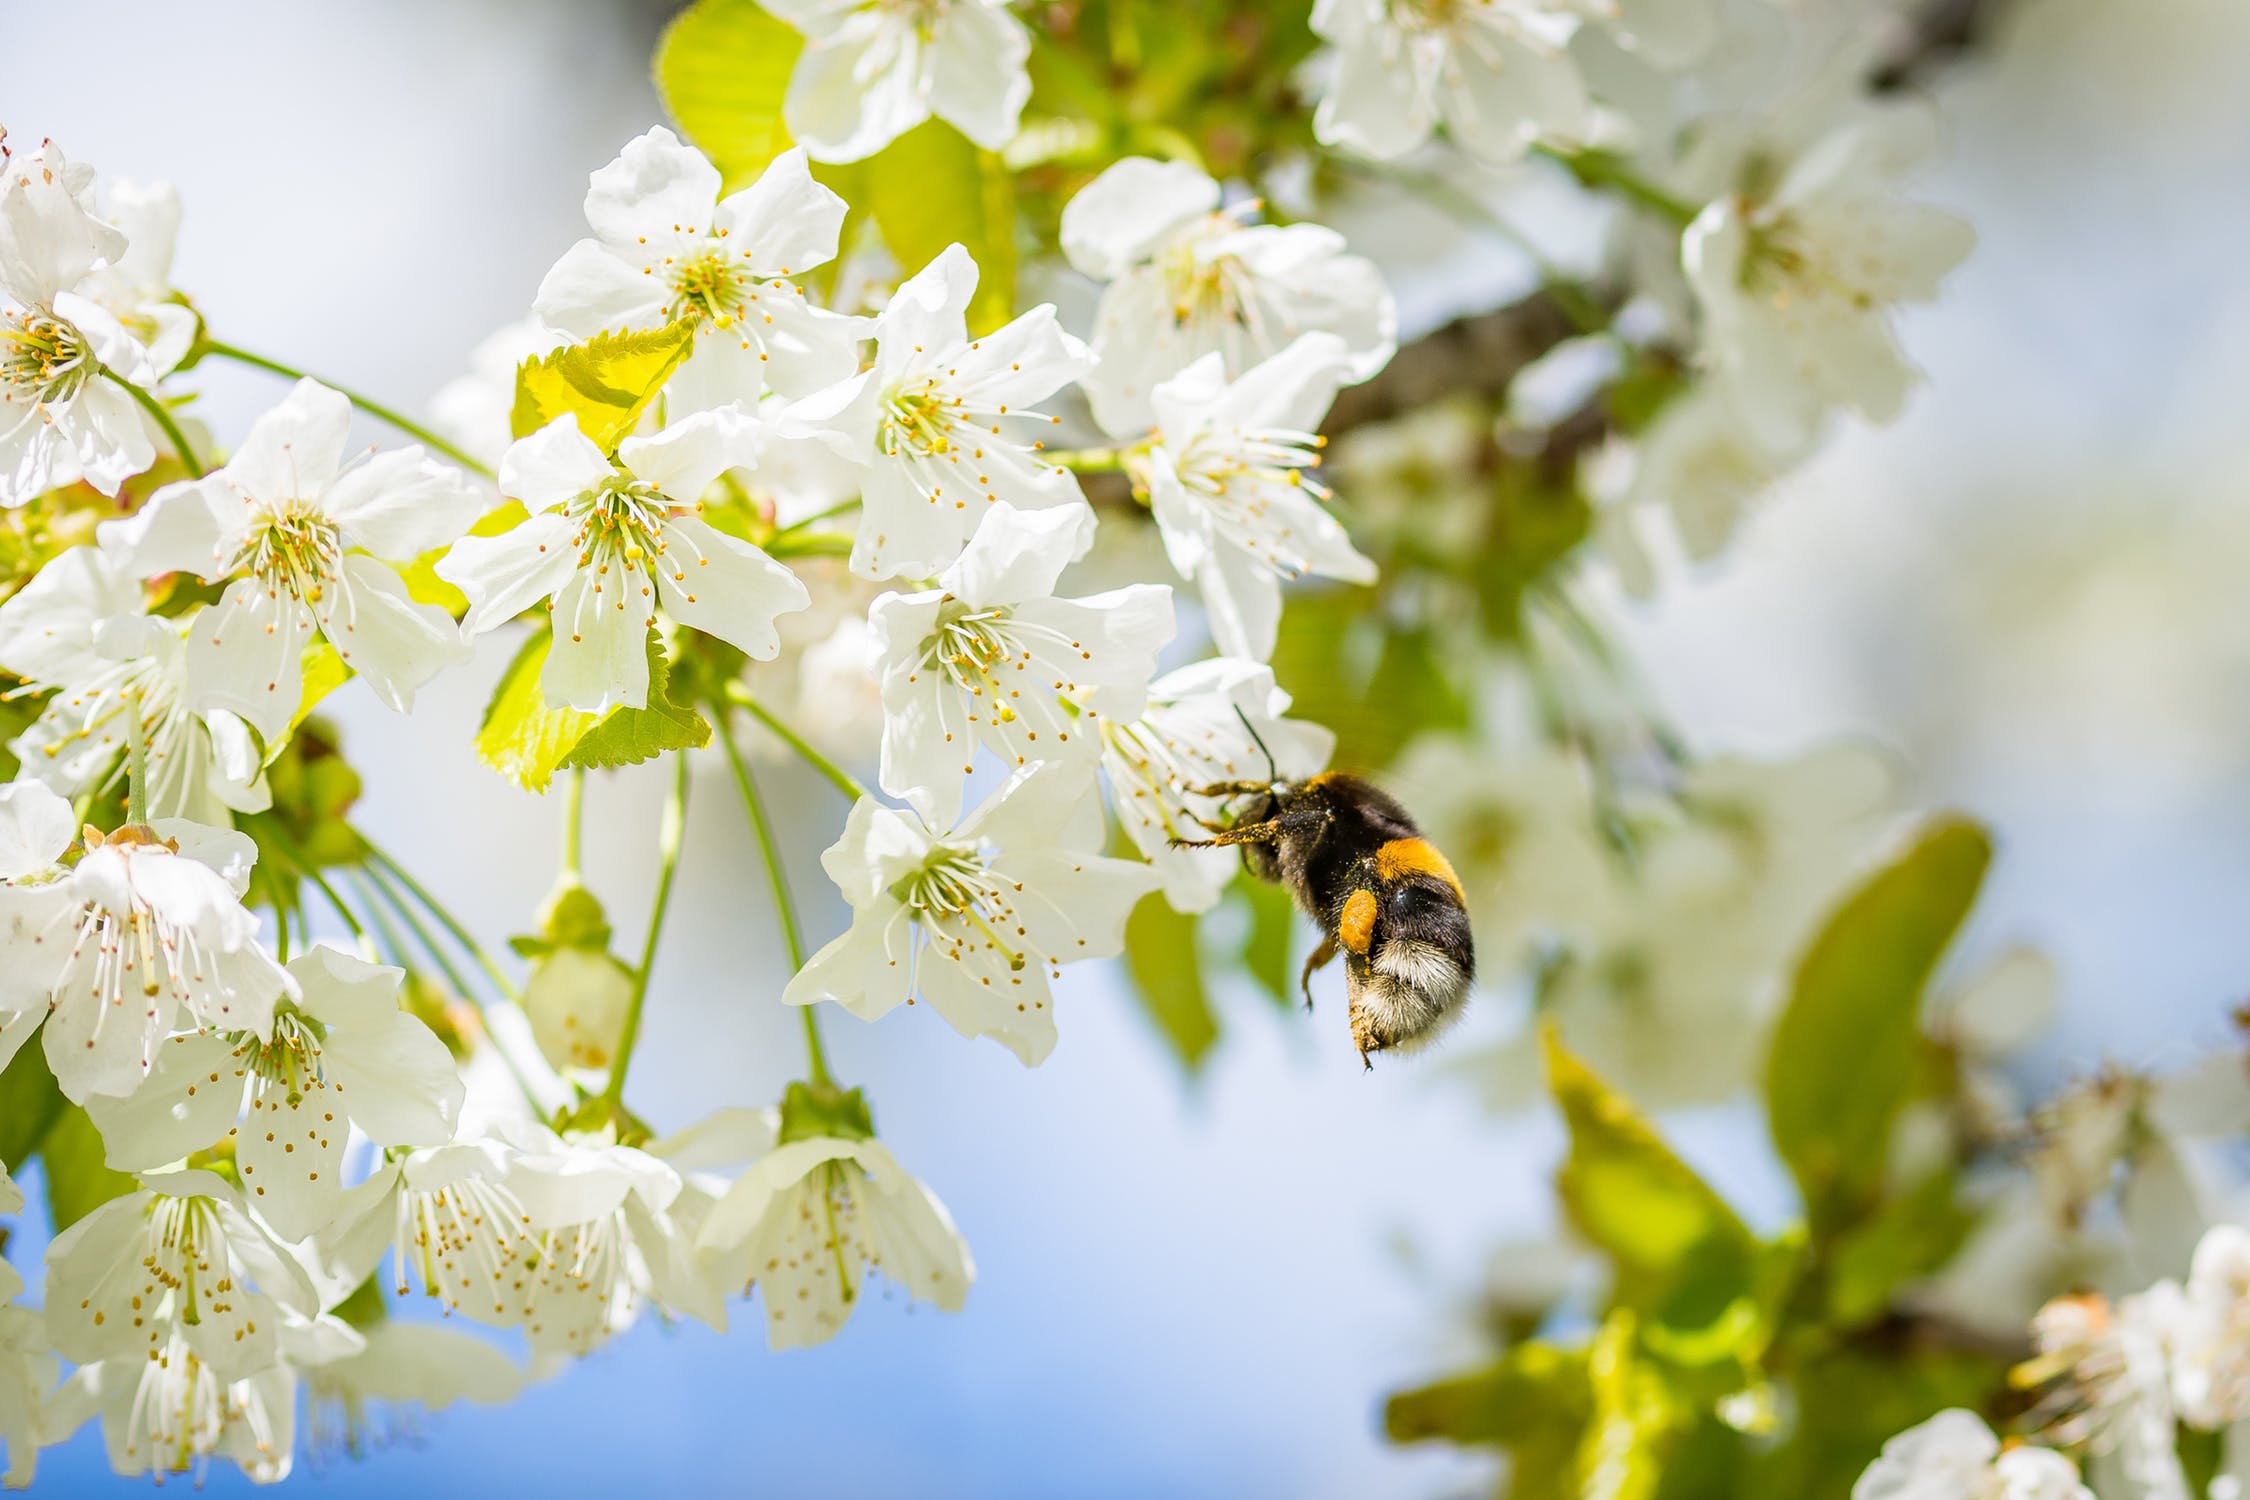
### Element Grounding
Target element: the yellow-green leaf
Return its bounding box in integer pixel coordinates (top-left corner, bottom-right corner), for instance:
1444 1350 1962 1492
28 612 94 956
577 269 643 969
1546 1026 1759 1333
558 636 711 773
400 499 528 617
42 1103 136 1233
511 321 698 451
1764 818 1990 1238
1122 892 1218 1072
865 120 1016 334
654 0 805 188
475 629 601 793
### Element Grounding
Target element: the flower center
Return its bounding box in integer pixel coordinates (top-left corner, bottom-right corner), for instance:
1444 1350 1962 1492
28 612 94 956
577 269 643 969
880 380 965 459
1 305 93 404
230 500 342 604
889 841 1029 971
241 1007 328 1106
1156 227 1255 329
569 478 672 570
666 249 748 326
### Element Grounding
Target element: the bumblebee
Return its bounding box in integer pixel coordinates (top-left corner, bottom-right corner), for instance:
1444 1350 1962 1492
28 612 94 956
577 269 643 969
1173 769 1474 1067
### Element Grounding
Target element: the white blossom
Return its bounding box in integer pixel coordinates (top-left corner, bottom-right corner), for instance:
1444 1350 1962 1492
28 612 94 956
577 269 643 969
785 764 1159 1064
80 178 196 379
440 409 809 713
698 1117 972 1350
2172 1223 2250 1429
1684 109 1974 446
0 787 292 1102
0 544 267 821
0 138 160 504
2025 1287 2192 1500
1309 0 1589 164
1059 158 1395 437
86 946 463 1241
44 1168 321 1382
1100 658 1335 914
793 243 1092 581
521 945 635 1077
765 0 1032 163
1852 1408 2089 1500
300 1322 521 1457
870 501 1173 825
533 129 859 407
1144 334 1376 659
99 378 480 744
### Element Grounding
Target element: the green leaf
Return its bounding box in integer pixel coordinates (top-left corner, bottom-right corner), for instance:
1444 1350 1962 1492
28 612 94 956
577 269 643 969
511 320 698 450
1764 819 1991 1238
1385 1341 1592 1494
864 120 1016 334
559 636 712 772
1546 1027 1759 1334
1123 893 1219 1072
1823 1167 1977 1329
0 1043 64 1172
1578 1312 1682 1500
475 629 602 793
653 0 804 188
401 499 528 617
41 1103 136 1233
1237 878 1299 1011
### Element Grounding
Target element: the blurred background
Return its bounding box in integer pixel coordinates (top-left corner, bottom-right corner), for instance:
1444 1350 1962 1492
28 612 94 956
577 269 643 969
12 0 2250 1493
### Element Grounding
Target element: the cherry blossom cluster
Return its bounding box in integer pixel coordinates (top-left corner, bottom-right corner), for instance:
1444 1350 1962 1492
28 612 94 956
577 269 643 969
0 0 1994 1485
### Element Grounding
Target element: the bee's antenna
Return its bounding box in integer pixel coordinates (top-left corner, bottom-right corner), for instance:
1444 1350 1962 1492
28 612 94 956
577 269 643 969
1234 704 1279 784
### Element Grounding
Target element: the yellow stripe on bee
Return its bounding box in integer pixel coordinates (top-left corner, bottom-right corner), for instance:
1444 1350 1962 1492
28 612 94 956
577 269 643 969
1375 838 1465 902
1339 889 1378 956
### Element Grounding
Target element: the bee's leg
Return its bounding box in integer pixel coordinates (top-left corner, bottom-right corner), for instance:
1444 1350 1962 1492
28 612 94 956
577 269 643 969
1299 933 1338 1012
1184 779 1281 800
1349 1001 1380 1071
1169 806 1330 851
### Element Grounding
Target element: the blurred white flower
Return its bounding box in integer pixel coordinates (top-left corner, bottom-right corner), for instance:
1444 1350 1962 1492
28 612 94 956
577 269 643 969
1100 657 1334 914
785 764 1158 1064
428 316 564 469
1618 382 1811 572
1685 109 1974 446
0 138 160 505
522 946 635 1077
1144 334 1376 658
87 946 463 1241
1852 1407 2089 1500
101 378 480 743
0 793 292 1102
1059 158 1396 436
1309 0 1588 164
44 1168 321 1382
765 0 1032 163
441 410 807 713
533 130 859 406
80 178 196 378
698 1104 972 1350
2171 1224 2250 1429
793 243 1092 581
0 544 268 821
870 501 1173 824
1564 0 1717 70
2025 1287 2190 1500
300 1321 521 1456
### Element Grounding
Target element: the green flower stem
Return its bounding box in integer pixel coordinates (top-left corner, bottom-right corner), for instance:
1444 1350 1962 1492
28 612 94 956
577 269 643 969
1535 145 1702 228
561 768 585 879
352 864 548 1109
603 751 690 1107
721 684 866 801
98 366 207 478
1046 445 1130 473
357 838 522 1004
767 498 861 542
123 686 149 827
711 707 830 1086
765 531 854 561
198 339 496 479
260 824 368 945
